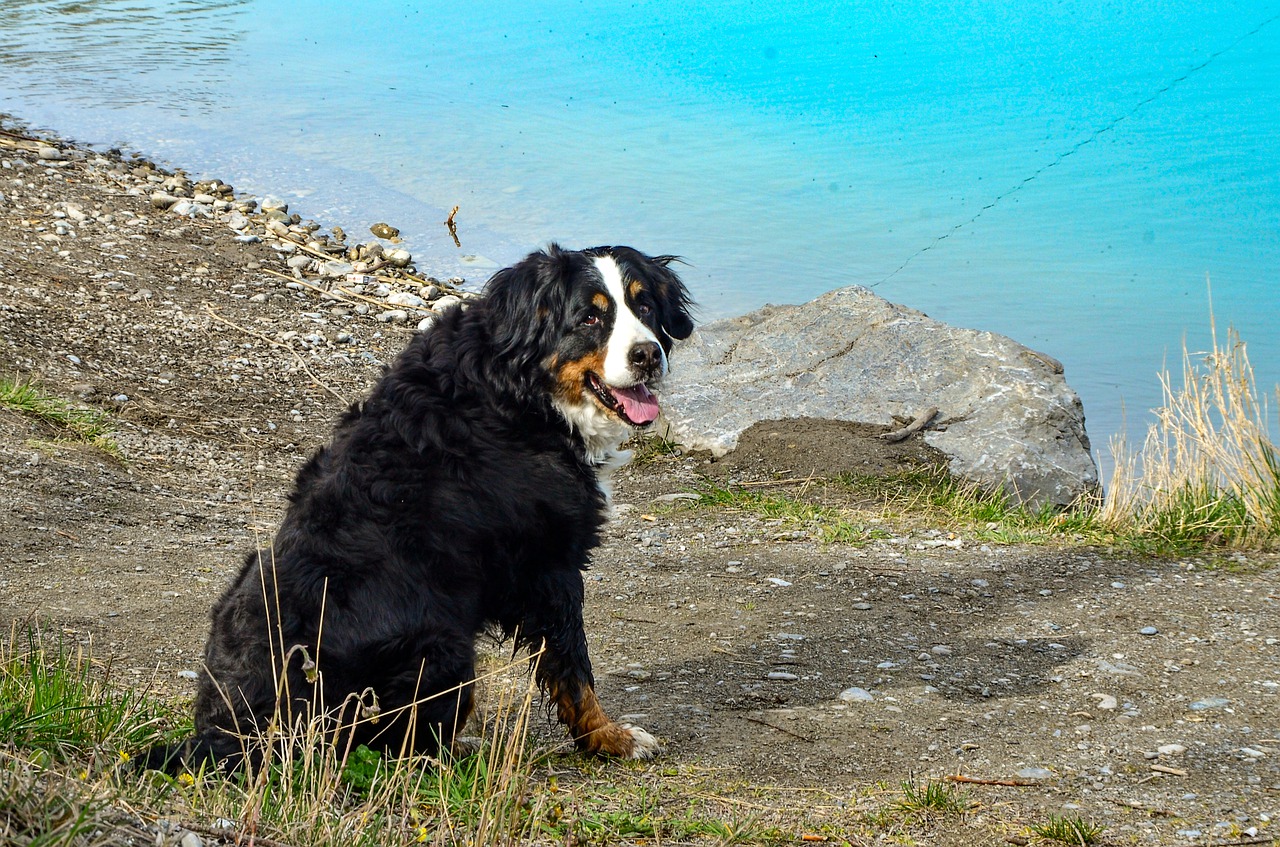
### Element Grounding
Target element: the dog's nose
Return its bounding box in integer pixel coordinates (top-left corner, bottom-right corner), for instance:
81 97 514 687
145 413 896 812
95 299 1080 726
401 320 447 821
628 341 662 374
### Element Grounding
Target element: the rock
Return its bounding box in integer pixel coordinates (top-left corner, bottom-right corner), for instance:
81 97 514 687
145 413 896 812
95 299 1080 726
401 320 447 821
767 671 799 681
660 286 1099 510
150 192 179 210
1188 697 1230 711
261 196 288 214
433 294 462 312
370 222 400 239
37 145 63 160
1140 626 1159 636
225 210 249 231
386 248 413 267
387 291 424 308
377 309 409 324
286 254 312 270
1158 744 1186 756
839 686 874 702
320 260 354 278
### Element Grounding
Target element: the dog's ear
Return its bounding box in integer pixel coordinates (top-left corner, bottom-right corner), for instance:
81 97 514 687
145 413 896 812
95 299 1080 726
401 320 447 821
483 244 579 363
646 254 695 342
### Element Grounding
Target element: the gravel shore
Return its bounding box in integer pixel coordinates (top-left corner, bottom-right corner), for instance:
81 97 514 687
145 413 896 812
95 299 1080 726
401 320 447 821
2 120 1278 846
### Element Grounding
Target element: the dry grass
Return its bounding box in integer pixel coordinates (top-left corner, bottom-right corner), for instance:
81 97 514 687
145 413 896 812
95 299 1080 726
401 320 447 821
1101 315 1280 548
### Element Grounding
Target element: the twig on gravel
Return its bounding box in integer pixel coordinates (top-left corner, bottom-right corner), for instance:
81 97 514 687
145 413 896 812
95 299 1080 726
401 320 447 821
743 715 815 743
880 406 938 443
737 476 827 488
1149 764 1188 777
203 306 349 406
944 774 1037 787
1108 797 1176 817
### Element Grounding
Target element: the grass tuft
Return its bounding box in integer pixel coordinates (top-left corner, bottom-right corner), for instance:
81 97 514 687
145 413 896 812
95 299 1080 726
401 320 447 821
0 622 178 768
1 376 124 461
1101 316 1280 549
892 778 972 817
1028 814 1105 845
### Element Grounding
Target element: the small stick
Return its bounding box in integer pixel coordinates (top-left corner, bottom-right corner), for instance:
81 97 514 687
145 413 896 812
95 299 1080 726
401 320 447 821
1108 797 1176 817
944 774 1037 787
743 715 815 743
737 476 826 487
203 307 349 406
444 205 461 248
881 406 938 442
1150 764 1188 777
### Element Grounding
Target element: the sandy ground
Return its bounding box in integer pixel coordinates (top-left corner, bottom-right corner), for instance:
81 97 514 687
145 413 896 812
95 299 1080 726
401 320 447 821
2 122 1278 845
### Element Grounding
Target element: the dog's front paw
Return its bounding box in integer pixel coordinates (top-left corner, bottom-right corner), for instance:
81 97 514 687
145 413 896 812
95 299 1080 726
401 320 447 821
617 723 661 760
584 721 662 759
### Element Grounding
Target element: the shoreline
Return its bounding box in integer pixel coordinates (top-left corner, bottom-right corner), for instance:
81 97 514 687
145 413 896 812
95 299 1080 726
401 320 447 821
0 116 479 330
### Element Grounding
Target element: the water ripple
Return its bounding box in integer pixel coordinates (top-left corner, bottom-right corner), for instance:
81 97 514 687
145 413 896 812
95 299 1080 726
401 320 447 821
0 0 249 108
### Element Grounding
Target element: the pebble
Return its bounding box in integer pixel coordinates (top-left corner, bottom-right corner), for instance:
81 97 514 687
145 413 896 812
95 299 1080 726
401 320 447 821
851 602 873 610
261 196 288 213
370 222 400 239
377 309 409 324
1158 743 1186 756
1139 626 1159 635
1016 767 1054 779
416 316 437 332
765 577 792 587
433 294 462 312
177 670 199 681
838 686 873 702
386 247 413 267
286 254 312 270
1188 697 1230 711
37 145 63 160
767 671 799 681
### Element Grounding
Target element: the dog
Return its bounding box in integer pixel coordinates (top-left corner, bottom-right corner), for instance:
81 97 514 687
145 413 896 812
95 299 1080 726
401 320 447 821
152 244 693 772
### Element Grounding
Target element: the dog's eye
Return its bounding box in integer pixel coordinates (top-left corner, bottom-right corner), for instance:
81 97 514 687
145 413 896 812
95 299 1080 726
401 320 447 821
635 303 653 317
582 313 602 327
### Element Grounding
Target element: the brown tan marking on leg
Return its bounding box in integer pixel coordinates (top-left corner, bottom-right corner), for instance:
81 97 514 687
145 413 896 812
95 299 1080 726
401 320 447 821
548 679 642 757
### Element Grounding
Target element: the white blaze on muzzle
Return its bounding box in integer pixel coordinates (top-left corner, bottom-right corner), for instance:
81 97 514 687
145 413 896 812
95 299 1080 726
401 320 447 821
592 256 665 424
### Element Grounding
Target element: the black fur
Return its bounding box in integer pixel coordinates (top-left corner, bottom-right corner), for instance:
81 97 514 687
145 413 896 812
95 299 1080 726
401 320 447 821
148 245 693 772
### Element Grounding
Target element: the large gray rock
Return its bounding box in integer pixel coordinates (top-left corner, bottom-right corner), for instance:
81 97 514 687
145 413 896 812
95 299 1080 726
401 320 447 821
660 286 1098 510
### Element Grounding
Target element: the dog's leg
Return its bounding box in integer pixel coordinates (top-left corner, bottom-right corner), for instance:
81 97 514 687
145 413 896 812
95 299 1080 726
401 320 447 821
522 570 660 760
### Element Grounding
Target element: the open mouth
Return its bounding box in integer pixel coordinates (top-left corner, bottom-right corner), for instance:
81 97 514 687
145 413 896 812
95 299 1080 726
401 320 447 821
585 372 661 426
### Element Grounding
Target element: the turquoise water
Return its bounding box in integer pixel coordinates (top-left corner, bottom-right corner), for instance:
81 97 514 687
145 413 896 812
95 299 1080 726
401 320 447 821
2 0 1277 459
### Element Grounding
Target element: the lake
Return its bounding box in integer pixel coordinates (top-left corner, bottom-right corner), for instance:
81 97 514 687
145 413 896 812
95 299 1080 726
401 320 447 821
2 0 1277 466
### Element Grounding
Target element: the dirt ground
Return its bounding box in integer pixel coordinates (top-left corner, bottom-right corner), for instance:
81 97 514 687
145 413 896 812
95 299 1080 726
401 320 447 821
2 126 1278 845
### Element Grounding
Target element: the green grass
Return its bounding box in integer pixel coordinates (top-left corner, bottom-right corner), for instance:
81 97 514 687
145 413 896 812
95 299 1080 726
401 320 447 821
0 376 124 462
0 623 177 768
892 779 972 817
689 482 886 544
1028 814 1105 845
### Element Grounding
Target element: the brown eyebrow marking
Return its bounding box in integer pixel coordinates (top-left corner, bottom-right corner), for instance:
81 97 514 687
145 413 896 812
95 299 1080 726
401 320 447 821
628 279 643 300
592 292 610 311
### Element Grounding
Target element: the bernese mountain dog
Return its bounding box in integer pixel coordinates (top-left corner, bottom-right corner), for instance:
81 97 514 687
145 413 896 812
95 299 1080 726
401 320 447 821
153 244 694 772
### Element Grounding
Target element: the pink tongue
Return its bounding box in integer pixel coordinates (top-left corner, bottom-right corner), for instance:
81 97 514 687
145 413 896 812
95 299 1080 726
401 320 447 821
614 384 660 424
